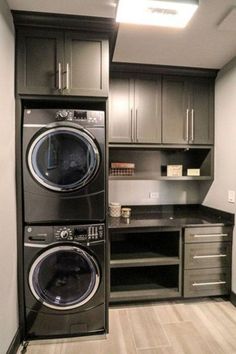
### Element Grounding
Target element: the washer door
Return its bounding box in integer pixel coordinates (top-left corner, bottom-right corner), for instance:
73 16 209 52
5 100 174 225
28 126 100 192
29 245 100 310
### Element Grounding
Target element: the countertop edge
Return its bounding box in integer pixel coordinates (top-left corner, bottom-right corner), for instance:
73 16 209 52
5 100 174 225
108 204 234 230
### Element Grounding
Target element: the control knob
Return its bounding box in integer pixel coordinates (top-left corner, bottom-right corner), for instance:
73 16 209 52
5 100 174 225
56 110 68 120
60 230 69 239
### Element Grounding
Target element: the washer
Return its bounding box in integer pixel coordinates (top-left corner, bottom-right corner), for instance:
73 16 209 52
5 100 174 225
24 223 107 340
22 108 105 223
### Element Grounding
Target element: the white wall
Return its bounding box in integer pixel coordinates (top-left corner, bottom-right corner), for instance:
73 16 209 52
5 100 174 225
0 1 18 353
109 180 201 205
203 57 236 292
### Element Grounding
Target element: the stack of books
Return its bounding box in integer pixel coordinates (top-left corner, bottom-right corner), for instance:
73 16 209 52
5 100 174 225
110 162 135 176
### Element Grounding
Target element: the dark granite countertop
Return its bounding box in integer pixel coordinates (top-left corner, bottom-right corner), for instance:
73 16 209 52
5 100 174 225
108 204 234 231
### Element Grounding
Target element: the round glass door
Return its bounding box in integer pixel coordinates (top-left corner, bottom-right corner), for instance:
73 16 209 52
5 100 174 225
29 245 100 310
28 126 100 192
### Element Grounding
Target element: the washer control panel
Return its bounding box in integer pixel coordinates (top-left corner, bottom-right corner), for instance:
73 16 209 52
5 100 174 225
54 224 104 242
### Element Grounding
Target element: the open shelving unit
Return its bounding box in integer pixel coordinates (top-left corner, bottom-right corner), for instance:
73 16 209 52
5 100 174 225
109 146 213 181
110 228 182 303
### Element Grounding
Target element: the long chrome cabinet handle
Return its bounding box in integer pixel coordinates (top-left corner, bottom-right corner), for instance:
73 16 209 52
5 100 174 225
193 233 228 238
130 108 133 142
58 62 62 91
66 63 70 90
135 109 138 142
191 108 194 142
192 281 226 287
186 109 189 142
193 254 227 259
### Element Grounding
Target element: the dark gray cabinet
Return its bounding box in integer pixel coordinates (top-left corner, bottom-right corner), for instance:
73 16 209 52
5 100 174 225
183 226 232 297
184 242 231 269
109 79 133 143
162 77 214 145
16 28 109 97
109 76 214 145
109 78 161 143
17 29 64 95
190 80 214 144
162 77 188 144
184 268 230 298
64 32 108 96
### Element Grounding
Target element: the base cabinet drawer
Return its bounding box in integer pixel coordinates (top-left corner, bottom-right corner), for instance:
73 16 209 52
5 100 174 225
185 226 232 243
184 242 231 269
184 268 230 297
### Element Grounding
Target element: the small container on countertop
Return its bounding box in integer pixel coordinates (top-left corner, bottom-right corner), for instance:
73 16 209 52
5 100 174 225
109 202 121 217
121 207 131 218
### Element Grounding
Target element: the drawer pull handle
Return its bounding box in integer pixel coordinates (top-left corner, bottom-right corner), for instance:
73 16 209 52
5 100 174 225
193 254 227 259
193 233 228 238
192 280 226 287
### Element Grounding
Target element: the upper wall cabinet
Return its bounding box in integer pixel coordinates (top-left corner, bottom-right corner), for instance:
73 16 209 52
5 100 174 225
190 80 214 144
16 28 109 97
162 77 214 145
109 78 161 143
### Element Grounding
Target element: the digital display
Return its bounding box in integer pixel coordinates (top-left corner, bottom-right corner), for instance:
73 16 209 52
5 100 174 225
74 111 87 120
74 227 87 236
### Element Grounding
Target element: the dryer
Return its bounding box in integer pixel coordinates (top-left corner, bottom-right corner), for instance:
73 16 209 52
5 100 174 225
22 108 105 223
24 223 107 339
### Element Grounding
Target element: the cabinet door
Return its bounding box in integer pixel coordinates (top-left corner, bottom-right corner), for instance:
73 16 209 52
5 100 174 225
162 77 189 144
64 32 109 97
135 79 161 143
189 80 214 144
17 29 64 95
109 79 134 143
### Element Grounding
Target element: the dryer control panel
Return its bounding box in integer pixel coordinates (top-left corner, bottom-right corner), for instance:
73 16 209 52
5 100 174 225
54 224 105 242
55 109 104 126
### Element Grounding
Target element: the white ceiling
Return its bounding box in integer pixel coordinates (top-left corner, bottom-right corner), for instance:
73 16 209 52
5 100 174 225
7 0 236 69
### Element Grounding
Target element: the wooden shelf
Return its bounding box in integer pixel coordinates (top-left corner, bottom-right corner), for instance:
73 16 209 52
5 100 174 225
159 176 213 181
109 174 213 181
110 287 180 303
110 255 180 268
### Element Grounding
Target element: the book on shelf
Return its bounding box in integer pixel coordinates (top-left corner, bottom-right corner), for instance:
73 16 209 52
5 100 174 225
111 162 135 169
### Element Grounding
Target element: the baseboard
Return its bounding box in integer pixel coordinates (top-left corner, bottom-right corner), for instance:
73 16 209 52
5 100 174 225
6 328 21 354
230 291 236 307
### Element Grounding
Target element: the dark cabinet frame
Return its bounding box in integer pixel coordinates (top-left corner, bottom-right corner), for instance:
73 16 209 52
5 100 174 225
183 226 232 298
16 28 109 97
109 74 215 146
17 28 64 95
109 77 162 144
162 76 214 145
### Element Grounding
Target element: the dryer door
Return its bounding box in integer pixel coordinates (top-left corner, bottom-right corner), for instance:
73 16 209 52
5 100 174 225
27 126 100 192
29 245 100 310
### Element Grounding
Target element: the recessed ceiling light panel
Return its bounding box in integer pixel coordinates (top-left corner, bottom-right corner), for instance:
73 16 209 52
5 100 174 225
116 0 199 28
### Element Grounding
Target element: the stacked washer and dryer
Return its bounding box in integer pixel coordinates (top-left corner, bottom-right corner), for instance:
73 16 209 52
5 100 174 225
22 108 107 340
